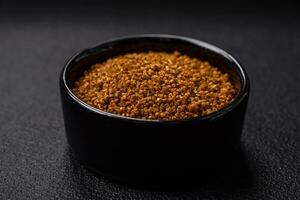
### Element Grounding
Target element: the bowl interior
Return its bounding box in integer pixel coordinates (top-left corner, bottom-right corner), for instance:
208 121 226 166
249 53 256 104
64 36 244 105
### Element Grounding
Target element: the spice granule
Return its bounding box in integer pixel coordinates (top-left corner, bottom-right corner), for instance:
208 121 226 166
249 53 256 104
73 52 237 120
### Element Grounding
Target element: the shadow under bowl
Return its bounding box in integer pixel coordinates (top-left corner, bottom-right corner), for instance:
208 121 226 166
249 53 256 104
60 34 250 187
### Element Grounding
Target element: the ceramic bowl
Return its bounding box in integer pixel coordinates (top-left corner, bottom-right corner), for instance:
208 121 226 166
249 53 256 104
60 34 250 186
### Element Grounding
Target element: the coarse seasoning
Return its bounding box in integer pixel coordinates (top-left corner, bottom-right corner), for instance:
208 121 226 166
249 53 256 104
73 52 237 120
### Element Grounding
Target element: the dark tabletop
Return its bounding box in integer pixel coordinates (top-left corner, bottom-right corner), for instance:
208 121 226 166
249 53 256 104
0 1 300 199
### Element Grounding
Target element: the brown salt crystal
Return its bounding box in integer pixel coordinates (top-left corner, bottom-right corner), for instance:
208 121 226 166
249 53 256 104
73 51 237 120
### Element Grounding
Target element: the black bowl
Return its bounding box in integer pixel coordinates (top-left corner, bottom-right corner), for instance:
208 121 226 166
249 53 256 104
60 34 250 186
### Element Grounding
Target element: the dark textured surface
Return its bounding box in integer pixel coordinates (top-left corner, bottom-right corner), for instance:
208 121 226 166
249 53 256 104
0 1 300 199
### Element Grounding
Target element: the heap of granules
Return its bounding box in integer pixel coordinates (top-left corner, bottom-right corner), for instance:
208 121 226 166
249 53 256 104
73 52 237 120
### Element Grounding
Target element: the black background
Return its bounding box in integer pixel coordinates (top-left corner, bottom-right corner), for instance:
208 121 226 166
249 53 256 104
0 0 300 199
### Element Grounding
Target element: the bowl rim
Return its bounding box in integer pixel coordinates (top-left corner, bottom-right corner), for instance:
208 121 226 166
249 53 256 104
61 34 250 123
